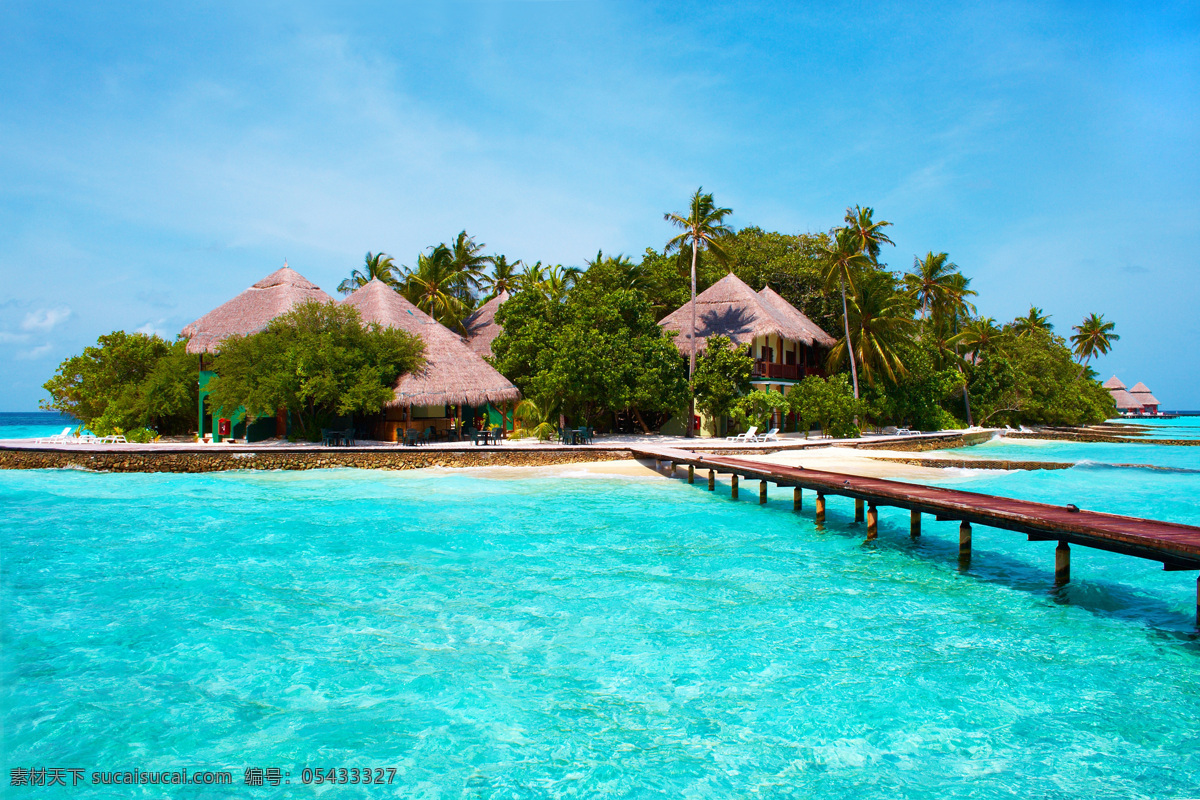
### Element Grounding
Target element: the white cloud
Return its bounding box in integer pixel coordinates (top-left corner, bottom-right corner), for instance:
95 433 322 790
0 331 31 344
135 319 171 338
17 342 55 360
21 306 72 332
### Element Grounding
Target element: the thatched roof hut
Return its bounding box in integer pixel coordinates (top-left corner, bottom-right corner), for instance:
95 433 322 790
1103 375 1143 411
341 280 520 408
182 266 333 354
658 272 835 354
1129 382 1161 407
1102 376 1127 391
463 290 509 359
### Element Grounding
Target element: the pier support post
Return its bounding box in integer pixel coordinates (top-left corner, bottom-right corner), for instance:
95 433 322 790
667 461 675 476
910 510 921 538
815 493 826 523
654 459 661 471
1055 541 1071 586
1196 575 1199 628
855 498 865 523
794 487 802 510
759 480 768 505
867 504 878 540
708 469 715 491
731 474 739 499
688 465 694 484
959 521 972 556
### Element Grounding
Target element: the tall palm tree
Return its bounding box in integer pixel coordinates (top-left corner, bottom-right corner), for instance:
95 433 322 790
1012 306 1053 337
941 272 979 425
484 255 521 297
664 188 733 437
541 265 580 303
448 231 493 301
820 228 872 398
337 252 399 295
843 205 895 265
1070 313 1119 368
904 252 959 320
403 245 471 332
826 271 916 387
954 317 1007 355
517 260 546 292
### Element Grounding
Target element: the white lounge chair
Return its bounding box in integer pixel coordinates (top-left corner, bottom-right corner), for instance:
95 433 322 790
726 426 758 442
101 434 128 443
35 427 72 444
756 428 780 442
895 428 920 436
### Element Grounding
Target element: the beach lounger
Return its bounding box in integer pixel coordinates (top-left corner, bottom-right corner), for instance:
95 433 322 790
35 427 72 444
755 428 780 442
726 426 758 442
895 428 920 436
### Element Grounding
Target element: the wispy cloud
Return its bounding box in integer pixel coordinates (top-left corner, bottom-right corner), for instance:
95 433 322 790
21 307 71 332
17 342 55 360
0 331 31 344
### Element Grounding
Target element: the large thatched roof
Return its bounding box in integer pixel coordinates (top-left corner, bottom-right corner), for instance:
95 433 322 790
1110 389 1143 410
658 272 836 354
1102 376 1126 390
463 290 508 359
341 280 520 408
1128 382 1161 406
182 266 333 354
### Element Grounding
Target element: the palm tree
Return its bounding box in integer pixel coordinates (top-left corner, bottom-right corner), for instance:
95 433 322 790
954 317 1007 355
664 188 733 437
541 265 580 303
337 252 399 295
820 228 872 398
843 205 895 265
517 260 546 292
1012 306 1053 337
904 252 959 320
484 255 521 297
448 231 492 301
1070 313 1119 368
826 271 916 386
403 245 471 332
941 272 979 425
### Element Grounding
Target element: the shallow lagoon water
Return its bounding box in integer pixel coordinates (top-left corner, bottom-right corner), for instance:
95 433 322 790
3 462 1198 798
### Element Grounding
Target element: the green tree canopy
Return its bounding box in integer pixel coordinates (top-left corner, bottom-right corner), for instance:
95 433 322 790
691 336 753 435
42 331 198 436
206 301 424 441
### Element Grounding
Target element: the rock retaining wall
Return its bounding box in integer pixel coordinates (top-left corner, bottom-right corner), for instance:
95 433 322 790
0 448 632 473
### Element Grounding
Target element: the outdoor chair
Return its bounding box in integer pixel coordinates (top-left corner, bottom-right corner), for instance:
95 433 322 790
726 426 758 442
756 428 780 442
403 429 420 446
35 427 72 444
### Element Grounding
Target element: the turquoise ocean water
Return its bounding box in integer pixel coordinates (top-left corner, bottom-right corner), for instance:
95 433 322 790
0 411 82 440
3 427 1199 796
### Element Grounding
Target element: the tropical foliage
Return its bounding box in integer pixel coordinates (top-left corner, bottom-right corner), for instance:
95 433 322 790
42 331 199 436
205 301 424 441
691 336 754 436
338 252 400 295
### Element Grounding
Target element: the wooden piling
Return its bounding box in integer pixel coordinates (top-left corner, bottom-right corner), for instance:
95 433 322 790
855 498 865 523
910 509 921 537
959 521 972 557
731 474 739 499
688 464 694 484
759 480 768 505
654 459 661 471
1196 575 1199 628
867 504 878 539
1055 541 1071 586
793 487 802 510
708 469 715 491
815 493 826 523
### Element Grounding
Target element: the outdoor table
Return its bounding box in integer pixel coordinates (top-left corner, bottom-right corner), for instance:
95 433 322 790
473 430 492 446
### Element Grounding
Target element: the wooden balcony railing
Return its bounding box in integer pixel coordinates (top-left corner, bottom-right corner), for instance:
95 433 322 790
751 361 824 381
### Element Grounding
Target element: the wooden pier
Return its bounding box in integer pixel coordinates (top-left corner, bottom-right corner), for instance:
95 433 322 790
637 446 1200 625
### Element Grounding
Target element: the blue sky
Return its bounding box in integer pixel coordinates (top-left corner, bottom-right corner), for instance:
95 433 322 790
1 1 1197 410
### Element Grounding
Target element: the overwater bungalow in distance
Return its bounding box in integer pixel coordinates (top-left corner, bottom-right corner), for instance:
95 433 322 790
181 266 520 442
658 272 837 435
1103 376 1163 416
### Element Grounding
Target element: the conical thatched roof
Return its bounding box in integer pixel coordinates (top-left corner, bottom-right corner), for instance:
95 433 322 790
1103 376 1126 390
182 266 333 354
658 272 836 354
757 286 837 347
341 280 520 408
1110 389 1142 410
463 290 508 359
1129 382 1161 406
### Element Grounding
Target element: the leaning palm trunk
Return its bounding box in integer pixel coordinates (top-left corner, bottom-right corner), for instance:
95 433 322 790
840 276 860 399
687 241 698 438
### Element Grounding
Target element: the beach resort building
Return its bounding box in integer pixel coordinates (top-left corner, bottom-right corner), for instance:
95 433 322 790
181 266 519 442
658 272 836 434
340 280 520 440
1103 376 1162 415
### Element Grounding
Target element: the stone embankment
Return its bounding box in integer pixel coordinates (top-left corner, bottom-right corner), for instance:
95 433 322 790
0 448 632 473
867 456 1073 471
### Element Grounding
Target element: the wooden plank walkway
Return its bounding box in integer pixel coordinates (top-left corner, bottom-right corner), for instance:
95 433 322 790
632 446 1200 623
